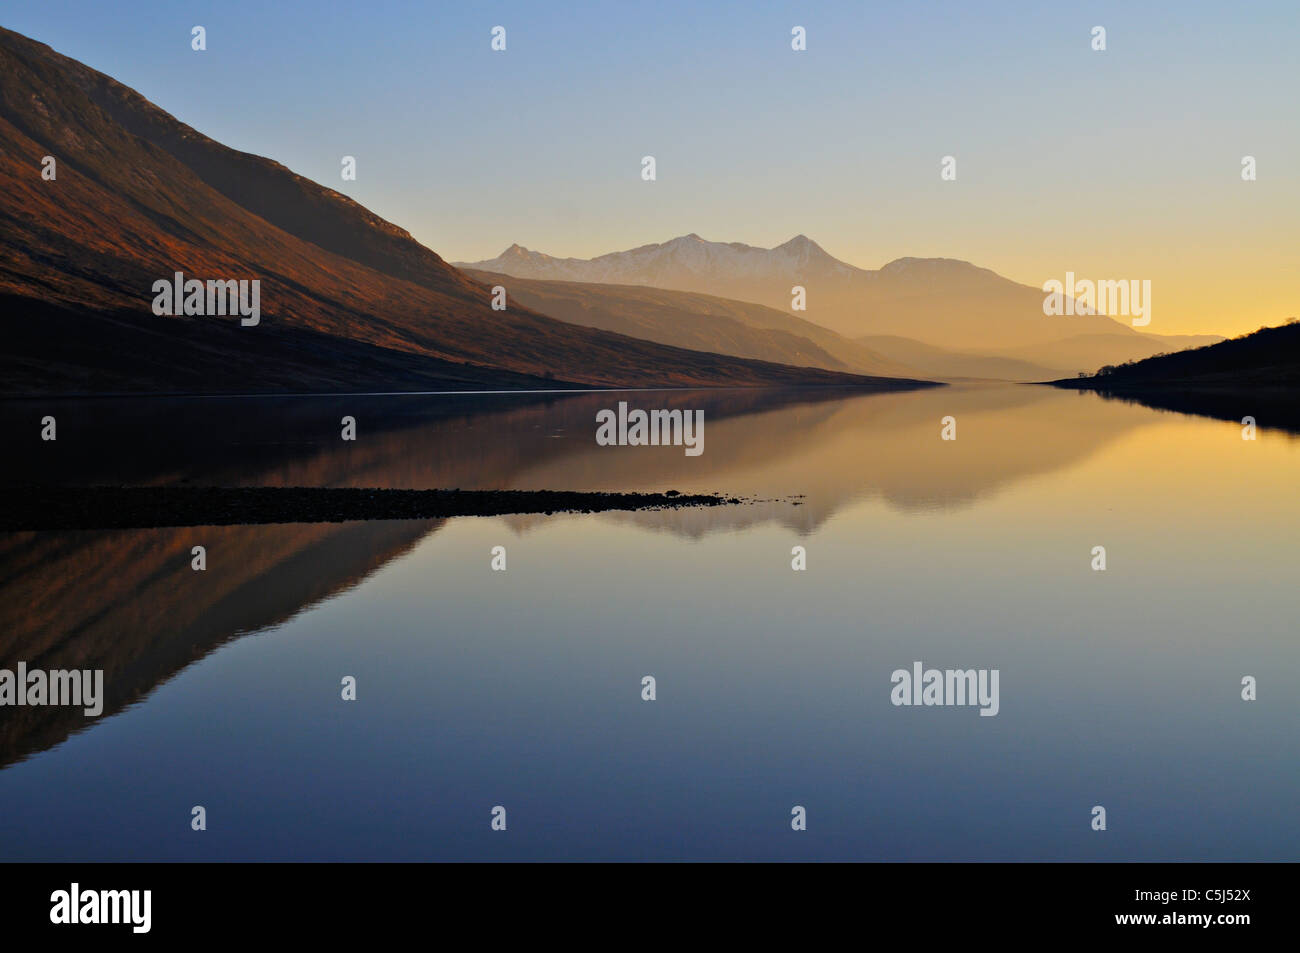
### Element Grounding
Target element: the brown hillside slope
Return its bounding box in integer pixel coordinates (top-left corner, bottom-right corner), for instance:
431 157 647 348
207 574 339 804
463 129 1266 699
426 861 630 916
0 28 934 394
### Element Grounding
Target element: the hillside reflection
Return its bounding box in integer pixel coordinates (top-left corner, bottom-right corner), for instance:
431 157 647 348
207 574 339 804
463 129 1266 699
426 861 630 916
0 384 1148 767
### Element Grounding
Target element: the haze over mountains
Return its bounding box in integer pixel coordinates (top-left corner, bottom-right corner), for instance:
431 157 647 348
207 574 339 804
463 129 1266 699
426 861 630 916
460 235 1223 380
0 27 924 395
461 268 917 379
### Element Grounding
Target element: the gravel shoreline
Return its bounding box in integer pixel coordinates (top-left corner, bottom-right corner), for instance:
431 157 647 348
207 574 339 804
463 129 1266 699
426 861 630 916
1 486 744 531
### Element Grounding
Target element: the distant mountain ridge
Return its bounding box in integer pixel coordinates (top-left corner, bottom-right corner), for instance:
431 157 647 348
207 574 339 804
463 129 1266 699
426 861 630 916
459 235 1223 376
458 233 1092 344
481 233 861 284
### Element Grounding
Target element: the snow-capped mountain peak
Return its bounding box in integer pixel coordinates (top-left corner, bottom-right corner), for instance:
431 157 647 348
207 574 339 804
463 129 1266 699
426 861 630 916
453 233 1151 348
456 233 860 284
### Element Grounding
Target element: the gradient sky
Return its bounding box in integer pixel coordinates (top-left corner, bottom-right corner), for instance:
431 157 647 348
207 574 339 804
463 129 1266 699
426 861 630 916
5 1 1297 336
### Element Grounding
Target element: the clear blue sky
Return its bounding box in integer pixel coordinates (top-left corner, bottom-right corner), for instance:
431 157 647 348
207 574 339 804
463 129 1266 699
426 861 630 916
5 0 1297 333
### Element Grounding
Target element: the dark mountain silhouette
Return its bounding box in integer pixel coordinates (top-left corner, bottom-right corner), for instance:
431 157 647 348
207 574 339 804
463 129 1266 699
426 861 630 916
0 28 929 394
1050 320 1300 432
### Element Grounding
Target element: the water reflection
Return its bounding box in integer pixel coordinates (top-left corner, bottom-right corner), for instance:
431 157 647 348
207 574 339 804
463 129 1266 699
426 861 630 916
0 520 438 768
0 385 1295 860
0 384 1167 769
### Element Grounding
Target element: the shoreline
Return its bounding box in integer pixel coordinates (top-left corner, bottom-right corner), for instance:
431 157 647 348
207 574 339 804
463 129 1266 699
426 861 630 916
0 486 747 531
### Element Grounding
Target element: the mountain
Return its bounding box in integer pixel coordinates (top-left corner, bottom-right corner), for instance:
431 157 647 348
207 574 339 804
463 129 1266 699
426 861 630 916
475 233 857 287
0 28 926 395
459 235 1223 373
462 268 918 378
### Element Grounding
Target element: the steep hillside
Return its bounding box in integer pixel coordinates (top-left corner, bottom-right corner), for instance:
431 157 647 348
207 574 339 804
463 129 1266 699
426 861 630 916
0 28 921 394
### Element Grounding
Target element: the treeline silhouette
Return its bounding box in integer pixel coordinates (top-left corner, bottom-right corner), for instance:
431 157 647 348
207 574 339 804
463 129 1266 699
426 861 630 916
1051 319 1300 433
1083 319 1299 385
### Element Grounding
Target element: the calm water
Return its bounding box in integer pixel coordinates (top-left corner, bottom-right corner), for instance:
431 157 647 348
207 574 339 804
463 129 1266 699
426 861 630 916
0 384 1296 860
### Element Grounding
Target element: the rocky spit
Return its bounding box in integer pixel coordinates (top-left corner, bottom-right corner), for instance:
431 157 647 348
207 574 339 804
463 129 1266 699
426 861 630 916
1 485 746 531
